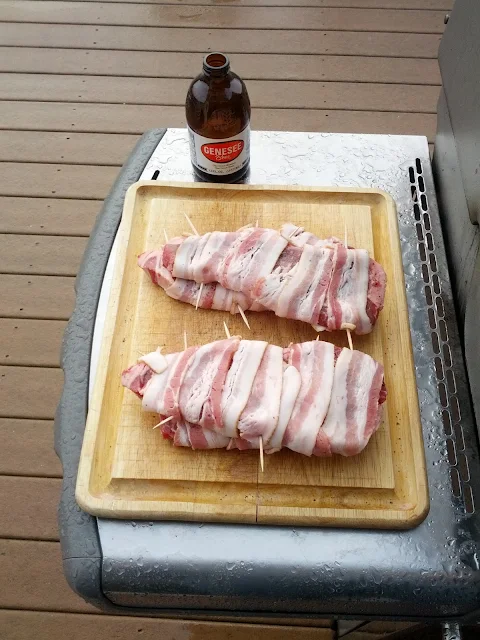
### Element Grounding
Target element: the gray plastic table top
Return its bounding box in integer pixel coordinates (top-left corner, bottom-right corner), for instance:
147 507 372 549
56 128 480 621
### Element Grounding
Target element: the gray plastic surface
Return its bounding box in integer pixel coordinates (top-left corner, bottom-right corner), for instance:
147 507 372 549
438 0 480 226
54 128 166 611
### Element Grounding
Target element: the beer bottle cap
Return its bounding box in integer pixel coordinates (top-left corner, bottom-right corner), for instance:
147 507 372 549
203 52 230 76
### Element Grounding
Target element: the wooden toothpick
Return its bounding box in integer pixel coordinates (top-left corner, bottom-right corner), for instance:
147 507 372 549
347 330 354 351
237 305 251 330
259 436 264 472
344 220 354 351
183 330 188 351
153 415 174 429
223 321 231 339
195 283 204 310
184 212 199 236
163 229 169 243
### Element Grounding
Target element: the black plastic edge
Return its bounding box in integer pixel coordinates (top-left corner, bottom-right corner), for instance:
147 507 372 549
54 128 166 612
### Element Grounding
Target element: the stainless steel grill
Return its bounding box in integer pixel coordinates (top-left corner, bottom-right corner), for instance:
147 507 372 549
409 159 473 514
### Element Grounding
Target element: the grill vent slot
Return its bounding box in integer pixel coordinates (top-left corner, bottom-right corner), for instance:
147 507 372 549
409 160 473 513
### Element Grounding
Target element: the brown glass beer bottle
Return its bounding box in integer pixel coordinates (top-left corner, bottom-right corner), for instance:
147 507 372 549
186 53 251 183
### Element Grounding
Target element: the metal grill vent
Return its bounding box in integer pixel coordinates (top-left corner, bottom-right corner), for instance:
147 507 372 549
409 160 474 513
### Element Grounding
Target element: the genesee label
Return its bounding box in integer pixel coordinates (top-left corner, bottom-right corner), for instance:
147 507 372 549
188 126 250 176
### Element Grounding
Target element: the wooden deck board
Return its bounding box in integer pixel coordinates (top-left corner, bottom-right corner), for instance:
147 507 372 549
0 234 87 275
24 0 452 7
0 24 443 57
0 611 333 639
0 419 62 477
0 162 118 199
0 197 100 236
0 476 61 540
0 3 446 32
0 102 438 140
1 75 440 112
0 48 441 84
0 366 64 419
0 0 443 632
0 130 138 165
0 319 66 366
0 275 75 319
0 539 98 612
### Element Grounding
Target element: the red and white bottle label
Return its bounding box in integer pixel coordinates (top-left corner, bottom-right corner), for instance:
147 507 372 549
188 126 250 176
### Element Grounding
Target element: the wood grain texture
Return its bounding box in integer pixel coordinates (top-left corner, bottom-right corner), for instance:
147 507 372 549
0 366 64 419
21 0 451 7
0 24 443 57
0 102 438 140
0 130 137 166
0 197 100 236
0 319 65 366
0 3 446 32
0 275 75 320
0 611 333 639
0 162 117 199
0 48 441 85
0 234 86 275
77 181 428 528
0 476 61 540
0 418 61 477
0 75 440 112
0 539 97 612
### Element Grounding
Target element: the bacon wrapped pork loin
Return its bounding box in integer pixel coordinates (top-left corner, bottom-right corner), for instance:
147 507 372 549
122 338 387 458
138 223 386 335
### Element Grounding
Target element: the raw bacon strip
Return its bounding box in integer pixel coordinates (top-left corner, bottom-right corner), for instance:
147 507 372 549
164 419 230 449
187 423 231 449
121 362 154 398
219 228 288 293
221 340 268 437
321 348 385 456
173 233 212 281
193 231 238 283
142 350 197 418
138 248 174 289
172 420 191 447
228 437 259 451
282 341 335 456
178 338 241 430
266 365 302 453
275 244 334 323
165 278 256 314
318 247 371 334
237 344 284 445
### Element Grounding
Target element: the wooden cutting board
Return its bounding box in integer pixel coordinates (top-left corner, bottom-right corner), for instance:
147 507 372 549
76 181 428 529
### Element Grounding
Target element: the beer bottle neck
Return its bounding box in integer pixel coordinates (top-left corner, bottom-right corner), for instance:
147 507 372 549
203 52 230 78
